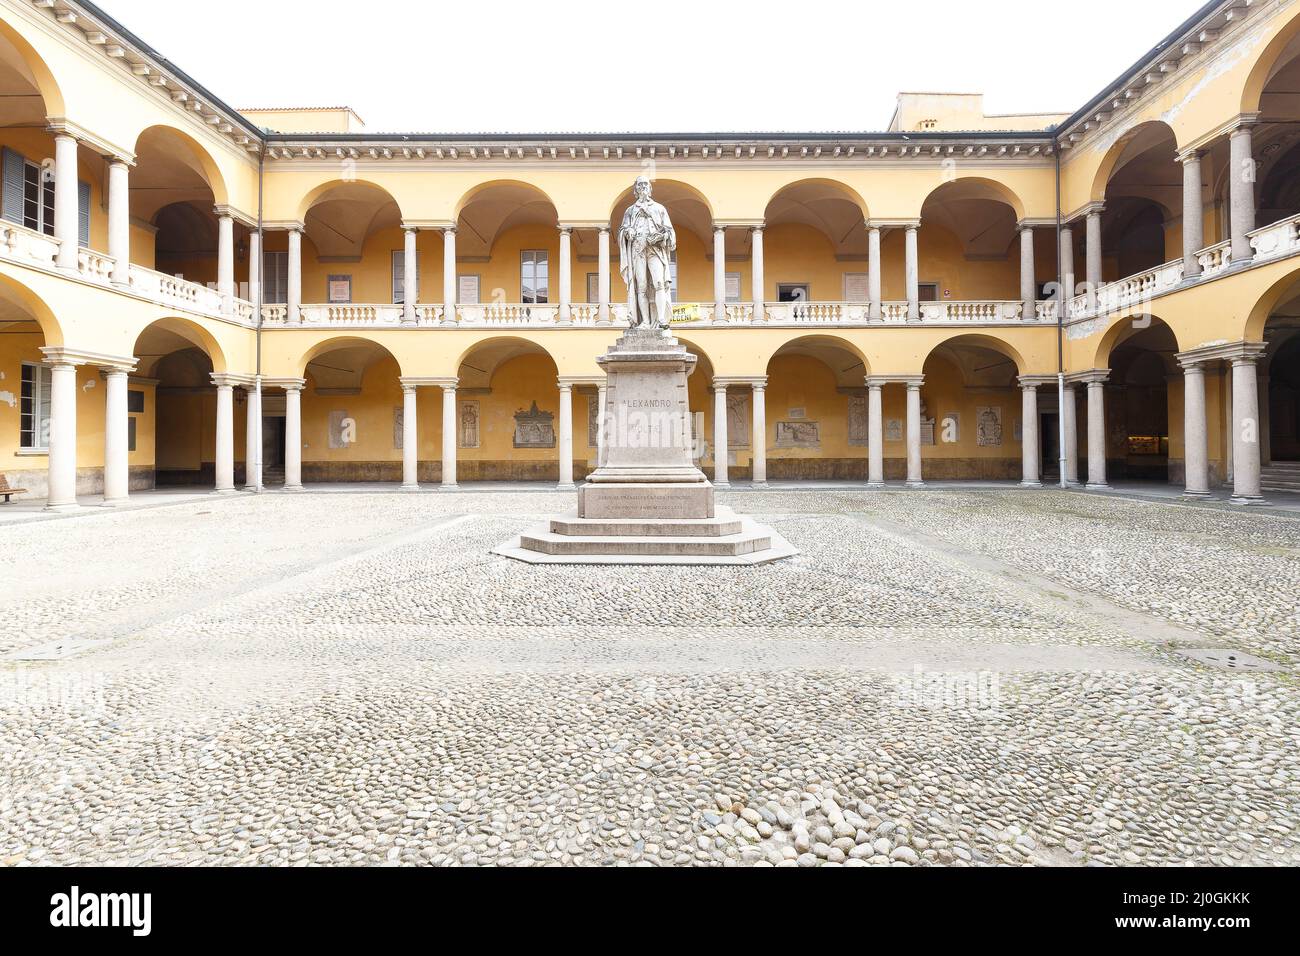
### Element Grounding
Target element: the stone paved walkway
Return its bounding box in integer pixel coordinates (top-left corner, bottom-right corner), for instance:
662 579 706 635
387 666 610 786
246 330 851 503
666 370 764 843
1 489 1296 866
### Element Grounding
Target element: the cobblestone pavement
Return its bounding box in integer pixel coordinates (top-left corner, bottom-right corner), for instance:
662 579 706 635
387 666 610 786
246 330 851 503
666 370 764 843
1 489 1297 867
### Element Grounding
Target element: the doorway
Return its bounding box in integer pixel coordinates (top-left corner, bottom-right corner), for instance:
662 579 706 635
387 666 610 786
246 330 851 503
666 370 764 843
262 415 285 484
1040 412 1060 481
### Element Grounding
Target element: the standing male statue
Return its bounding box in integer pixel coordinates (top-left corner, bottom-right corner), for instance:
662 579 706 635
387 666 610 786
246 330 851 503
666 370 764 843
619 175 676 331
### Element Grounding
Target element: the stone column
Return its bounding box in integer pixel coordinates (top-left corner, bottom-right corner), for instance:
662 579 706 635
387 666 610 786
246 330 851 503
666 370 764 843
1229 123 1257 264
107 159 131 286
442 227 457 324
750 227 764 322
402 227 418 325
1060 225 1075 303
1020 226 1037 319
1085 374 1109 490
217 213 234 312
102 367 129 505
1231 354 1264 504
751 381 767 486
557 227 573 325
44 359 78 510
441 383 458 489
1086 208 1103 310
52 133 79 271
284 384 303 491
713 226 727 322
1181 360 1210 497
213 376 236 493
1181 150 1204 278
1062 383 1079 486
906 380 924 487
244 383 260 491
1260 372 1272 467
1020 381 1041 487
905 224 920 321
598 227 612 325
248 230 261 311
401 384 419 491
713 381 730 488
286 228 302 325
867 225 882 320
867 379 885 488
558 381 575 490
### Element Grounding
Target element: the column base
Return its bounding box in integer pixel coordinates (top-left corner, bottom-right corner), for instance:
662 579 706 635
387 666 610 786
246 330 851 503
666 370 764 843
866 481 886 489
400 483 421 493
101 497 127 508
906 480 926 489
556 482 577 492
1085 482 1111 491
713 482 731 491
440 483 459 491
1181 489 1213 499
751 479 768 487
282 485 305 494
1019 480 1043 489
43 502 80 513
212 488 240 496
1230 495 1268 507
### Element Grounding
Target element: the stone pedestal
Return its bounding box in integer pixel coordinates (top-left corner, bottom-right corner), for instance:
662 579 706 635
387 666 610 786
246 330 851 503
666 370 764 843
494 330 796 566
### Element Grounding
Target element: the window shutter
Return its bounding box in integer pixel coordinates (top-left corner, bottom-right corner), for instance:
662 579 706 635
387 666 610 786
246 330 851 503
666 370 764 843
2 148 25 225
77 180 90 247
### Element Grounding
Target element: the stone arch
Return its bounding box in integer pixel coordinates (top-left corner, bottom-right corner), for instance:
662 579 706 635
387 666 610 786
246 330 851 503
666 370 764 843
132 124 229 208
0 272 63 344
922 332 1027 376
453 334 560 389
453 181 559 259
0 17 65 116
295 178 404 225
131 316 228 376
1245 265 1300 341
295 334 405 381
763 333 871 381
1089 120 1181 205
922 176 1027 222
1240 8 1300 114
295 180 403 261
607 177 715 221
1090 313 1181 370
763 179 871 260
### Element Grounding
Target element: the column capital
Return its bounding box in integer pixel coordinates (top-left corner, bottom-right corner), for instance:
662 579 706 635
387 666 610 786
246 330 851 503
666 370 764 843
262 220 306 234
1018 374 1057 388
1176 146 1204 165
868 218 920 230
1176 341 1267 367
262 376 306 391
1069 369 1110 386
558 225 573 237
866 374 924 387
39 346 137 369
213 205 256 228
401 382 418 395
713 375 766 388
210 372 254 388
1229 112 1261 134
400 376 459 389
558 375 604 388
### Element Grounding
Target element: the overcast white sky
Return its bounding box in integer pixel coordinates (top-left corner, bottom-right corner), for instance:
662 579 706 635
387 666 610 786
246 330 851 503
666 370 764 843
97 0 1202 133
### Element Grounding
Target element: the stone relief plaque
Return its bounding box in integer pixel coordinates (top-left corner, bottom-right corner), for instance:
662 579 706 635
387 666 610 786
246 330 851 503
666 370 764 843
885 419 903 442
977 406 1003 447
921 420 936 446
727 392 750 448
514 401 555 448
847 395 868 447
788 407 807 420
460 400 481 449
775 420 820 448
393 406 404 450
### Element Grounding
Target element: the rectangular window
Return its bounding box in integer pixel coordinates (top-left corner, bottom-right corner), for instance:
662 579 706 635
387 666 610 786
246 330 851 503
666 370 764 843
919 283 940 302
521 250 549 304
127 389 145 414
587 272 600 304
20 362 51 451
263 251 289 303
392 249 419 304
777 283 810 303
127 417 137 453
22 160 55 235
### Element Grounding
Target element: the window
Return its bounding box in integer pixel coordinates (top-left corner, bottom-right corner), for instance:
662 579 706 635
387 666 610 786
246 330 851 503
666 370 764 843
521 250 548 304
127 389 145 414
263 251 289 303
919 283 940 302
128 417 137 453
392 249 419 304
22 160 54 235
20 362 51 451
777 283 810 303
586 272 600 304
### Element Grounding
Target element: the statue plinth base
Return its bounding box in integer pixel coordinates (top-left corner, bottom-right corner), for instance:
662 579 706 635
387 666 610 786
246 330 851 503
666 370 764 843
493 327 797 566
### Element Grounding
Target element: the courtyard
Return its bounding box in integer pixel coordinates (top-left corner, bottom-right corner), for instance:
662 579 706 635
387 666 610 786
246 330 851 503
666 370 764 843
1 486 1297 867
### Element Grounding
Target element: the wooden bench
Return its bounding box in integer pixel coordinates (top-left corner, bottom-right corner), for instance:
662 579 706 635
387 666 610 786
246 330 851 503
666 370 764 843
0 473 27 503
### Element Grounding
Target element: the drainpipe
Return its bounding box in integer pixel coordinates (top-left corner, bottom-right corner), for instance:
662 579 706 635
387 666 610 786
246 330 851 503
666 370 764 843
1054 133 1067 490
254 146 265 492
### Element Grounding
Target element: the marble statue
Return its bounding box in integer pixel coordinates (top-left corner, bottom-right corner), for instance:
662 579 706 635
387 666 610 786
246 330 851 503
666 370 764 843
619 176 676 331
